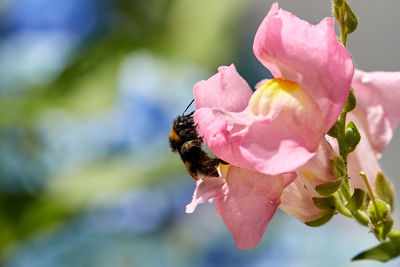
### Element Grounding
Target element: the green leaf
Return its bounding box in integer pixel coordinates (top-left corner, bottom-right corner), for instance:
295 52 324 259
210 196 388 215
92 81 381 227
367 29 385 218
331 156 346 178
305 211 335 227
344 88 356 112
345 189 365 212
312 196 336 211
345 121 360 153
352 239 400 262
327 121 339 138
315 179 342 196
375 172 394 211
345 3 358 34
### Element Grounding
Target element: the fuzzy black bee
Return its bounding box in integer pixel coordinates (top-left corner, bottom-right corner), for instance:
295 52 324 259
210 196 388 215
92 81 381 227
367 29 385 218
169 100 222 180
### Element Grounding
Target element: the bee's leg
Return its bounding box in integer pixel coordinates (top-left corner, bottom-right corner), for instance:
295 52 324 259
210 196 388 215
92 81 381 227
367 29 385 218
180 140 199 154
199 158 221 177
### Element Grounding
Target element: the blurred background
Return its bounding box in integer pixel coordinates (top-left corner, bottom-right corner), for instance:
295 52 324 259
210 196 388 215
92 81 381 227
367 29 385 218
0 0 400 266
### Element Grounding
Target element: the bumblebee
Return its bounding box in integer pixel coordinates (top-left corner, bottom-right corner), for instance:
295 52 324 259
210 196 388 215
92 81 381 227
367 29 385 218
169 100 222 180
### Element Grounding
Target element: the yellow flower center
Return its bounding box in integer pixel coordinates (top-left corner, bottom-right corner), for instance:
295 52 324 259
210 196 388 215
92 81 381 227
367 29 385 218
249 78 318 119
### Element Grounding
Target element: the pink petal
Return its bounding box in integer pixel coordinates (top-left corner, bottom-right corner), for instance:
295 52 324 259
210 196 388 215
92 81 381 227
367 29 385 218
352 69 400 154
296 138 338 195
280 178 325 223
253 3 354 132
255 79 269 89
214 166 294 249
194 83 325 175
239 117 322 175
193 64 253 112
186 177 225 213
280 139 337 223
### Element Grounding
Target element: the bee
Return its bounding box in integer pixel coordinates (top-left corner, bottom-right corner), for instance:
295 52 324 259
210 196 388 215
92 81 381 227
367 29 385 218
169 100 223 180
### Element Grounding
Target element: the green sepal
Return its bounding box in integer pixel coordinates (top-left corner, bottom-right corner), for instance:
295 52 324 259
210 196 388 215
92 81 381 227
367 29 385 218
369 200 393 241
352 239 400 262
345 188 365 212
345 121 360 153
375 172 394 211
344 88 356 112
382 214 395 241
312 196 336 211
305 210 335 227
327 121 339 138
345 3 358 34
315 179 342 196
331 156 346 178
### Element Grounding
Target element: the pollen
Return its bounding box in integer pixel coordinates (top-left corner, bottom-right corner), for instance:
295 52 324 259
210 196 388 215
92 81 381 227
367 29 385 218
219 162 231 178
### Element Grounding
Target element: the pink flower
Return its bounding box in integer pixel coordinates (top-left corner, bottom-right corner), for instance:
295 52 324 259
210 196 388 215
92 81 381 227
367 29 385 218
347 70 400 189
326 70 400 191
280 70 400 223
194 3 353 176
187 2 354 249
351 70 400 158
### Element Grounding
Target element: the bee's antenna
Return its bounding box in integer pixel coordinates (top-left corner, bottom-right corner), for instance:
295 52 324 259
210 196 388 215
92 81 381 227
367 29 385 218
182 99 195 115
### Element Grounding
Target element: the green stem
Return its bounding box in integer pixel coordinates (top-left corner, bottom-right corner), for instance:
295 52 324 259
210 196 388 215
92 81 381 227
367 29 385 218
336 1 351 200
360 171 380 218
338 0 348 46
340 183 351 201
337 113 347 158
337 111 351 201
388 229 400 240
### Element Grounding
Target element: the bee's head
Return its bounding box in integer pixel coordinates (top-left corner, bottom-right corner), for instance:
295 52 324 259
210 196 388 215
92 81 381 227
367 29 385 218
173 112 194 132
169 112 197 151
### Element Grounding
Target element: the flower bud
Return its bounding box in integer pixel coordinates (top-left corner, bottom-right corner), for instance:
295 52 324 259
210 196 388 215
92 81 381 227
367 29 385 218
368 200 393 241
344 88 357 112
345 121 361 153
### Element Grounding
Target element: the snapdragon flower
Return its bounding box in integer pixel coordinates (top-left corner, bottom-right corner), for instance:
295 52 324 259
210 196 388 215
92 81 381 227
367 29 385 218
281 70 400 223
186 2 355 249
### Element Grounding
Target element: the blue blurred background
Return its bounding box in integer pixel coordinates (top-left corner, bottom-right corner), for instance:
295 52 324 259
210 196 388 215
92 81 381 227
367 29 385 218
1 0 400 266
